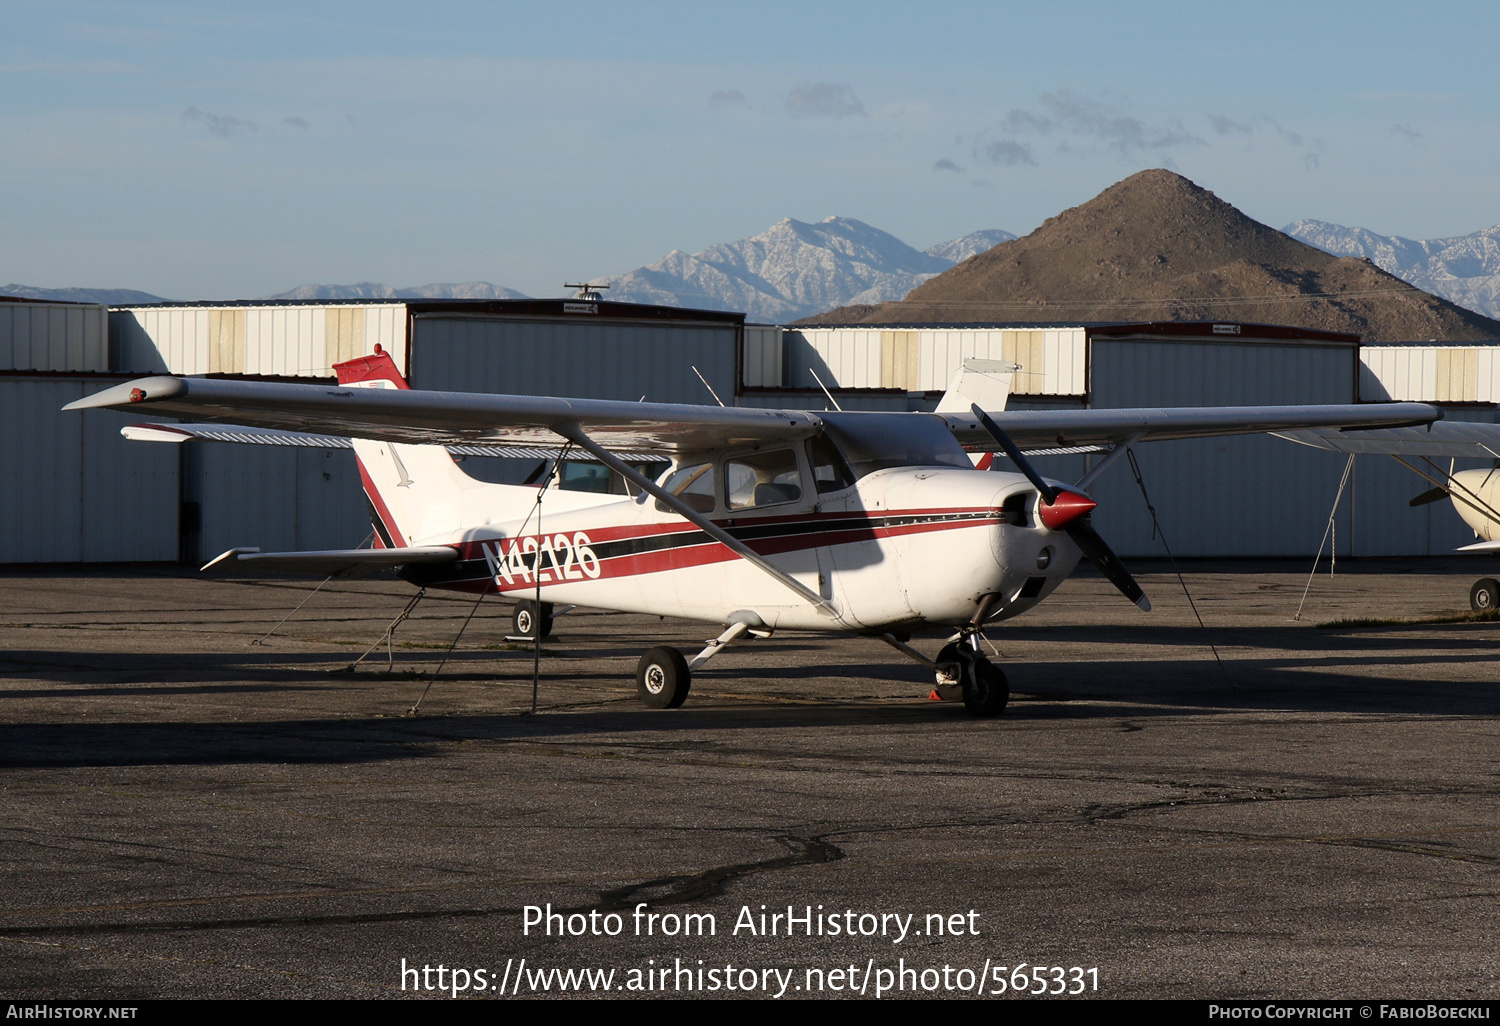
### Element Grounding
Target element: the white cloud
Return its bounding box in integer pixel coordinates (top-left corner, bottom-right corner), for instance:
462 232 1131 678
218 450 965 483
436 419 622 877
785 83 865 119
182 107 257 137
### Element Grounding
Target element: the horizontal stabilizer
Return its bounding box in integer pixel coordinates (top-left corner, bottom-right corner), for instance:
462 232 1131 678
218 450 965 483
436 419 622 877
201 545 458 578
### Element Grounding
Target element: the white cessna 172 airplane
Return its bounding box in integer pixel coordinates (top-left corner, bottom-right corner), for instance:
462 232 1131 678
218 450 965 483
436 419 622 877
68 347 1440 716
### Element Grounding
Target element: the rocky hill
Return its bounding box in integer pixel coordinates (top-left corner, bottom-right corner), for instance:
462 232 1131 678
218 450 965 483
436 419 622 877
803 170 1500 343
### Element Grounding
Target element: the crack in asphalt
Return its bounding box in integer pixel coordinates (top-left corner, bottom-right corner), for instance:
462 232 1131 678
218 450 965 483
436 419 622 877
593 835 845 911
0 834 845 936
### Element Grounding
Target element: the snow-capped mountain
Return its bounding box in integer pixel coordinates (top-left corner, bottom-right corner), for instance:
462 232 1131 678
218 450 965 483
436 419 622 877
595 217 1014 323
266 281 531 301
1285 219 1500 321
924 229 1016 264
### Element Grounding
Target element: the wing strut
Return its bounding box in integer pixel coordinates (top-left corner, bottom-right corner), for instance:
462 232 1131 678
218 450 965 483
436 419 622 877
554 423 841 619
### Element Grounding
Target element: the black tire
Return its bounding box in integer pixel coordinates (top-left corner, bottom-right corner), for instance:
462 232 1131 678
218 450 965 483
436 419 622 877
1471 578 1500 613
636 647 691 708
962 657 1009 717
513 599 554 639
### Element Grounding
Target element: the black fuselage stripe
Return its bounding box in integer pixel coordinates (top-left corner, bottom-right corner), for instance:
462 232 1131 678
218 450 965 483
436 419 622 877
415 511 999 585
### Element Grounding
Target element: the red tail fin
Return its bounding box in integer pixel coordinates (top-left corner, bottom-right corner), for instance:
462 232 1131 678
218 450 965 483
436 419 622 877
334 344 409 389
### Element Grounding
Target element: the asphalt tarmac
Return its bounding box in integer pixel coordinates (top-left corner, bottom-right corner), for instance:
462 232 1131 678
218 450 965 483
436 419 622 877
1 560 1497 1000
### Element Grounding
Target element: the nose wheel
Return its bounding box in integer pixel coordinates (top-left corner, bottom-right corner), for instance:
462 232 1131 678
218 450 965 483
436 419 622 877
1471 578 1500 613
935 638 1009 717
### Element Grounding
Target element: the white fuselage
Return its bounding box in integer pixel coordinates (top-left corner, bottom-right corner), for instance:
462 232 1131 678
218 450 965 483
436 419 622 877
1450 468 1500 542
396 462 1083 633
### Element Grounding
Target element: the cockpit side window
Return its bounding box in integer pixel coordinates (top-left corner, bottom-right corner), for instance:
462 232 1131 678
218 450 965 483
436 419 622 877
725 449 803 510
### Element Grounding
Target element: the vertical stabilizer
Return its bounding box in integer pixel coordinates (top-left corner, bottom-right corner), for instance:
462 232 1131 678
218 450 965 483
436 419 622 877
333 345 472 546
334 345 411 390
935 358 1017 415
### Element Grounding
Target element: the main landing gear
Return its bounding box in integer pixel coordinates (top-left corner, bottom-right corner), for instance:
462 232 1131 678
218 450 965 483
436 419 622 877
633 619 766 709
1471 578 1500 613
512 599 554 640
630 619 1010 717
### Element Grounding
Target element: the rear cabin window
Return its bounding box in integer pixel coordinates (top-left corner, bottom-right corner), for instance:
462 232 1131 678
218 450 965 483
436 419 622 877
808 434 856 493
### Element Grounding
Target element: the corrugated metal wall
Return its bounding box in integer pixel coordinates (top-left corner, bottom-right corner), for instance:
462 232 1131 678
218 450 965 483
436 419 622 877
1084 338 1360 557
0 378 177 562
777 326 1087 395
0 302 107 372
742 325 783 388
181 444 366 565
0 375 364 565
111 304 408 377
1361 346 1500 403
409 314 739 403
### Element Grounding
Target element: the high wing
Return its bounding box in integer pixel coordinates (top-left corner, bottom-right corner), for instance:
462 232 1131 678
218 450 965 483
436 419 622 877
120 422 663 461
67 375 822 453
945 404 1442 451
1274 421 1500 459
69 375 1442 453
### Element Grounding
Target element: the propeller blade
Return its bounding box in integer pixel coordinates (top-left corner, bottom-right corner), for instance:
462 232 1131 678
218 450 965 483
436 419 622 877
970 404 1056 505
969 404 1149 611
1409 486 1449 508
1065 519 1151 611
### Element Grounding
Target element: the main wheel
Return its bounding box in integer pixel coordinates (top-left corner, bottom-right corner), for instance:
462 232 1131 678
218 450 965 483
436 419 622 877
962 657 1009 717
513 599 554 639
636 646 691 708
1471 578 1500 613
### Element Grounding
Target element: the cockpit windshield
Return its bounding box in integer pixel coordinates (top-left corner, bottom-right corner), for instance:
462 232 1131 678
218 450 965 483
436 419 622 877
818 412 972 479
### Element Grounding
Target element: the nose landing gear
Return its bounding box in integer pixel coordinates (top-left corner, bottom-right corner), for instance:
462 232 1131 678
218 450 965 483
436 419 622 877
934 636 1009 717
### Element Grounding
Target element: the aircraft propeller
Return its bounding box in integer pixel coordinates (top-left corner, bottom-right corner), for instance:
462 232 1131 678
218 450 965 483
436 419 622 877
971 404 1151 611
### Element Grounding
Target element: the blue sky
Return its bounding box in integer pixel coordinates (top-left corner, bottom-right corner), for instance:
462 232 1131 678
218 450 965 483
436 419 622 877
5 1 1499 299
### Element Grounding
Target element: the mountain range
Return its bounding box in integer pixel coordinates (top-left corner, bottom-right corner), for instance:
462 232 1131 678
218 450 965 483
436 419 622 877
15 199 1500 337
809 169 1500 344
265 281 531 301
0 284 168 305
1284 219 1500 322
591 218 1014 322
0 222 1013 321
